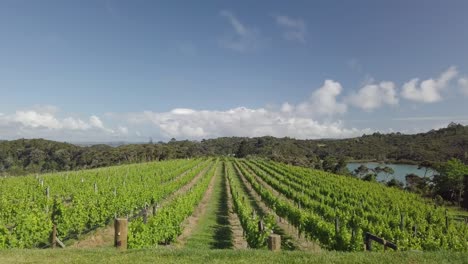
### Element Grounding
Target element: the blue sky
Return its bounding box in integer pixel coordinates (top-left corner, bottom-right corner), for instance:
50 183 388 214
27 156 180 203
1 0 468 142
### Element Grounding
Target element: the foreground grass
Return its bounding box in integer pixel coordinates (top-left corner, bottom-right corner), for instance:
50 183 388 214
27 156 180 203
0 248 467 264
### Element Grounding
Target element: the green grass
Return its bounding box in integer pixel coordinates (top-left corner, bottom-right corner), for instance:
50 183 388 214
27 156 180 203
184 165 232 249
0 248 467 264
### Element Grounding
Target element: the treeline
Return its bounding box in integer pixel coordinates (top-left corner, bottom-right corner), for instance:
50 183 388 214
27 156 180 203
0 123 467 176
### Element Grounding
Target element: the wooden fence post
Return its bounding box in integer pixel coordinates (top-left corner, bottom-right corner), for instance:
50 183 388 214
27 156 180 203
143 207 148 224
364 232 372 251
364 232 397 251
114 218 128 250
258 220 265 232
51 224 57 248
153 203 158 216
268 234 281 251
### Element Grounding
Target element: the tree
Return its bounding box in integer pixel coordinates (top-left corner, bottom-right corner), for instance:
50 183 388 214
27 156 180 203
236 140 253 158
363 173 377 182
353 165 369 179
333 157 350 175
406 173 429 194
322 156 337 172
433 158 468 206
387 178 404 189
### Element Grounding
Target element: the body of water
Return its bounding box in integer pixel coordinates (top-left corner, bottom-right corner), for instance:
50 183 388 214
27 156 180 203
346 162 436 184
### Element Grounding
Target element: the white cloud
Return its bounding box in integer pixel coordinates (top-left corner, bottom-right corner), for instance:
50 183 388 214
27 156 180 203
401 66 458 103
118 126 129 135
274 15 307 43
296 80 347 116
90 115 105 129
13 110 62 129
280 102 294 113
219 10 261 52
0 107 124 141
119 80 355 140
63 117 91 130
126 107 367 140
348 81 398 110
459 77 468 96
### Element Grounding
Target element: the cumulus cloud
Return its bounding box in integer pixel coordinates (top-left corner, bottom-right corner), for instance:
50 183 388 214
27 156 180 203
401 66 458 103
348 81 398 110
459 77 468 96
296 80 347 116
126 107 368 140
90 115 105 129
0 107 123 141
118 80 358 140
118 126 129 135
274 15 307 43
219 10 261 52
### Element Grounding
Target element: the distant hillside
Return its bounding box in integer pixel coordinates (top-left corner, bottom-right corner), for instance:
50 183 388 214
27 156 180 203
0 123 467 175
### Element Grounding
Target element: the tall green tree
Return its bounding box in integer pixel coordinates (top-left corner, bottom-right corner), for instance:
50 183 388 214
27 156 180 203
433 158 468 205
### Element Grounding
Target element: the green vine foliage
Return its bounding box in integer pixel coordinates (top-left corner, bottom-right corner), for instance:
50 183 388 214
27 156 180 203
233 158 468 252
0 158 207 248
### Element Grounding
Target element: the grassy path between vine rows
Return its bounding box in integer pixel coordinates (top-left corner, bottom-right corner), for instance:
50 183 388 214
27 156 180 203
181 162 235 249
173 162 221 248
71 160 213 249
0 248 466 264
234 161 321 252
223 162 249 249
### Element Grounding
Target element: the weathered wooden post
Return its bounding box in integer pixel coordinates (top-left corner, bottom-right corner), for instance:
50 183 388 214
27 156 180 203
94 183 98 194
364 232 397 251
143 204 149 224
51 224 57 248
364 233 372 251
114 218 128 250
258 219 265 232
268 234 281 251
153 203 158 216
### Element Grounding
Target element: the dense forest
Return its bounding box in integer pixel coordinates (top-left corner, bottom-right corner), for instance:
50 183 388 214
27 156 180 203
0 123 467 176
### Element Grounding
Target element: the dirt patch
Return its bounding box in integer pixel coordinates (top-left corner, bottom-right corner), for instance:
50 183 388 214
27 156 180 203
71 225 114 248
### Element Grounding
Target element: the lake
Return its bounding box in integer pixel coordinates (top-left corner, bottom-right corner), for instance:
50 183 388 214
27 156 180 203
346 162 436 184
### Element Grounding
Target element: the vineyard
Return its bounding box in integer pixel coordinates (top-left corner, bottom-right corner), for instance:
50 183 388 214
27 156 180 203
0 158 467 255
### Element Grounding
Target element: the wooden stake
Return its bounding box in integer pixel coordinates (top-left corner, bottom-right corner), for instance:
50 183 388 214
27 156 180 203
114 218 128 250
268 234 281 251
51 224 57 248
